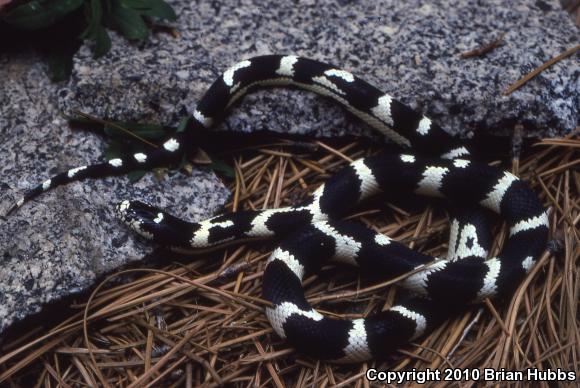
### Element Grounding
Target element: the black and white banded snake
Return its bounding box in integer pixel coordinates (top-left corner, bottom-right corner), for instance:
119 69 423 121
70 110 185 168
11 55 548 362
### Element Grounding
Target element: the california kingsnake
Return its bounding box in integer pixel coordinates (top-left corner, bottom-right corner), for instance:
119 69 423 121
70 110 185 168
12 55 548 362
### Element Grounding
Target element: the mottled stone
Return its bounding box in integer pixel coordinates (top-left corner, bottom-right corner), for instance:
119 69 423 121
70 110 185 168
0 54 229 334
58 0 578 139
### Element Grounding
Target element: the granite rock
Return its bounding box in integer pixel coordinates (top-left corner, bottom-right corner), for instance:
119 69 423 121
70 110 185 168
58 0 579 139
0 54 230 334
1 0 578 335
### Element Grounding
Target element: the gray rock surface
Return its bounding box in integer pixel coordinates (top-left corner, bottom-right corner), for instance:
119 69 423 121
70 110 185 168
0 54 230 334
58 0 579 138
1 0 578 334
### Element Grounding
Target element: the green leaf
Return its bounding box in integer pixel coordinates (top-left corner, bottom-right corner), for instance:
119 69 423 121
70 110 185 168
81 0 103 39
50 0 84 14
137 0 176 21
104 122 166 140
93 25 112 58
206 158 235 178
104 140 124 161
67 116 94 126
47 49 74 81
120 0 176 20
176 116 190 133
80 0 111 58
119 0 151 10
127 170 147 182
178 153 189 170
3 0 83 30
110 4 148 40
101 0 112 14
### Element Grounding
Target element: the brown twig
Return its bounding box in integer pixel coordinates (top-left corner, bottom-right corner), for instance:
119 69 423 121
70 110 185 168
460 33 506 59
503 44 580 95
73 110 159 149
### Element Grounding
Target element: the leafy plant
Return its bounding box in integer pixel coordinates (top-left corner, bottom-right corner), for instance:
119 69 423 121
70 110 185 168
0 0 176 80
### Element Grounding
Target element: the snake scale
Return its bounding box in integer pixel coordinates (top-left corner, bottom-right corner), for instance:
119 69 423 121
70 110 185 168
12 55 548 362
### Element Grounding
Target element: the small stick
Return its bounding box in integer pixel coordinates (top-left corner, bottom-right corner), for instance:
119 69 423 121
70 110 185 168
73 110 159 148
460 33 506 59
511 124 523 175
503 44 580 95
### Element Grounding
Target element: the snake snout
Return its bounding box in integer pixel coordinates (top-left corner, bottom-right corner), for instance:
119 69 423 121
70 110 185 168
116 200 154 221
115 200 167 240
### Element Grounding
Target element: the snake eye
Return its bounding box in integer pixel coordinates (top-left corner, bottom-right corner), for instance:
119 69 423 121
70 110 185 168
115 200 162 240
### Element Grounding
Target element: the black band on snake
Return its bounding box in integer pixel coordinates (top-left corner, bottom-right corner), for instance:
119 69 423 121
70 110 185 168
12 55 548 363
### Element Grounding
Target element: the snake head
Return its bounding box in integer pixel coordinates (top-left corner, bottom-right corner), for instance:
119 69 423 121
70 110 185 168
115 200 159 240
115 200 195 247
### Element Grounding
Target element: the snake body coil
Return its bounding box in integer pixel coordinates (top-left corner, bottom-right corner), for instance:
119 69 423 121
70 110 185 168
14 56 548 362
